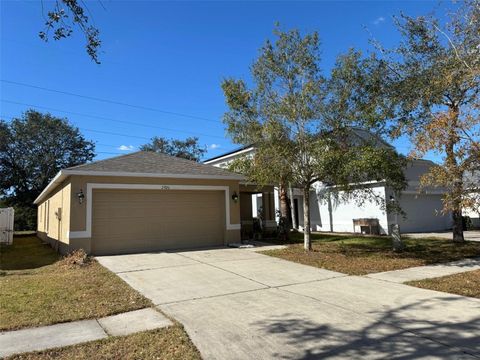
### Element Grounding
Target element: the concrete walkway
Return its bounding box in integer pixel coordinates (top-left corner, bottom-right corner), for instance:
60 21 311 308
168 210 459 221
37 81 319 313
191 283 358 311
367 257 480 283
0 308 171 358
98 248 480 360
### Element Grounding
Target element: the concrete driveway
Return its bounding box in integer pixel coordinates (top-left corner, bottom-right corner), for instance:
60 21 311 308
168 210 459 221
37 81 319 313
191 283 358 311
97 247 480 360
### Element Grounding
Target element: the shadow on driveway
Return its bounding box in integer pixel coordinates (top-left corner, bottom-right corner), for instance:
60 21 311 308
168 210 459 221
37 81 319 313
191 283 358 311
253 296 480 359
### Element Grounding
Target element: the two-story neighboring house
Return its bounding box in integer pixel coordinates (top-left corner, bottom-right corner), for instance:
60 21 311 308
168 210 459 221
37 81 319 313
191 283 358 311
463 170 480 229
204 131 452 236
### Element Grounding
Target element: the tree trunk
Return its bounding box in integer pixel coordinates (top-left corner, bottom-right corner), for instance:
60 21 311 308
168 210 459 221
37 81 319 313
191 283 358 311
278 183 290 241
279 183 291 227
452 209 465 243
303 186 312 251
391 224 404 252
289 185 297 229
445 106 465 243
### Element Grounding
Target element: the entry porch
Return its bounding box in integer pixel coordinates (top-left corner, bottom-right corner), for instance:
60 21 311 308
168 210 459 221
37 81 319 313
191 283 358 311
239 184 277 240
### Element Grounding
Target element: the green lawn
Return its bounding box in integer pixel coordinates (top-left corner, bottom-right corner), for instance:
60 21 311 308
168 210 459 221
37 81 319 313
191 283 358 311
406 270 480 299
0 235 60 273
0 236 152 331
262 232 480 275
1 236 202 359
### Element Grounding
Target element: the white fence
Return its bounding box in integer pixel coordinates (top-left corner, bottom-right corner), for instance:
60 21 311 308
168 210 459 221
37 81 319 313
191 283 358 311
0 207 14 245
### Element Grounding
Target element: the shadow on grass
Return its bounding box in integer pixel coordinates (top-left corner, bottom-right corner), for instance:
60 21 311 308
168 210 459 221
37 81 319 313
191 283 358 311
339 238 480 264
0 236 59 271
271 233 480 260
262 233 480 275
264 232 357 245
253 296 480 359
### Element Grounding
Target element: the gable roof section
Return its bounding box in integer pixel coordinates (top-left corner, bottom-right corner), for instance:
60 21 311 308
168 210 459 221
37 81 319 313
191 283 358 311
203 144 255 164
346 128 393 149
34 151 244 204
66 151 243 177
204 128 392 164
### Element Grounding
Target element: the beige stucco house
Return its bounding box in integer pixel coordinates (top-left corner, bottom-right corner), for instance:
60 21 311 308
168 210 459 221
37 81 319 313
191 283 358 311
35 151 275 255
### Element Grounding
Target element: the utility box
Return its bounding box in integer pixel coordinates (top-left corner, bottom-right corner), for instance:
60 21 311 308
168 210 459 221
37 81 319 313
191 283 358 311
0 207 14 245
353 218 380 235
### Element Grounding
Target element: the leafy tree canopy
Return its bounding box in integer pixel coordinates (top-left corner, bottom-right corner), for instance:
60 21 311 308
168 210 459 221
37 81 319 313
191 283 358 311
39 0 101 63
222 27 407 250
140 136 207 162
0 110 95 229
342 0 479 241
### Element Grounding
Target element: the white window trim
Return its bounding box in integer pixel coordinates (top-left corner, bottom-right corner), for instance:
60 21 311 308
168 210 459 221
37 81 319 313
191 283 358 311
68 183 241 239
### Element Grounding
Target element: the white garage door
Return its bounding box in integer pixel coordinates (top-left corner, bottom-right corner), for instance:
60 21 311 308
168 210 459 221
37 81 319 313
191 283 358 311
91 189 225 255
399 194 450 233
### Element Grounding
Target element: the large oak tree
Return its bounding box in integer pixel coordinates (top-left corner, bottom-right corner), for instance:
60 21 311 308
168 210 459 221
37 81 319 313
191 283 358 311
0 110 95 229
140 136 207 162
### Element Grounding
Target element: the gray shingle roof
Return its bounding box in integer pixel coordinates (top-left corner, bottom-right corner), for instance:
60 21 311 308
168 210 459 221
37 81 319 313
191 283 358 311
66 151 243 179
204 128 393 164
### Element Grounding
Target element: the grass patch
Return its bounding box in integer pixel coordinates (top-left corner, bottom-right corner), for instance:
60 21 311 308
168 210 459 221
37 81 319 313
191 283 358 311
0 236 152 331
13 231 37 236
7 325 201 360
1 235 60 272
262 232 480 275
406 270 480 299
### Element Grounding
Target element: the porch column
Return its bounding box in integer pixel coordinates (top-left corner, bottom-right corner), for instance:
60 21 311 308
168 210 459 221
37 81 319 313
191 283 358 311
240 192 254 240
262 191 277 230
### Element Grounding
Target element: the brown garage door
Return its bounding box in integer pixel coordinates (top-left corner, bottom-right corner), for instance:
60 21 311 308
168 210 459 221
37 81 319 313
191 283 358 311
91 189 225 255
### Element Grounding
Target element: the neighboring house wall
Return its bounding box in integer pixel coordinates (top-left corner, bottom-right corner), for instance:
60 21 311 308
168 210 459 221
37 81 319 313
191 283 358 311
37 180 71 252
395 193 451 233
314 185 389 234
464 207 480 228
403 159 434 184
292 190 323 231
204 147 255 169
206 148 453 235
388 159 452 233
463 188 480 229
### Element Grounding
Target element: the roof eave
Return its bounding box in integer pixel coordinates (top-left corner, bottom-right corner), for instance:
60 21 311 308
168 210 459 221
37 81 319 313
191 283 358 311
62 169 245 180
34 170 245 205
33 171 68 205
203 145 255 164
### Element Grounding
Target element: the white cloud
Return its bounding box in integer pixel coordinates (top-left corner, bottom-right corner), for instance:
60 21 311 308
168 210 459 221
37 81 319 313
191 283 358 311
373 16 385 25
117 145 135 151
209 144 221 150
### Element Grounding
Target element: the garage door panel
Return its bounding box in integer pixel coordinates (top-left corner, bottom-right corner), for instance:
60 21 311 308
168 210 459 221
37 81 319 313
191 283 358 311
398 194 450 232
91 189 225 255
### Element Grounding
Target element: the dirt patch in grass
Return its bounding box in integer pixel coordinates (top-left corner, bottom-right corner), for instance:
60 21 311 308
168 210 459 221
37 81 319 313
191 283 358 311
262 233 480 275
7 325 201 360
406 270 480 299
0 236 152 331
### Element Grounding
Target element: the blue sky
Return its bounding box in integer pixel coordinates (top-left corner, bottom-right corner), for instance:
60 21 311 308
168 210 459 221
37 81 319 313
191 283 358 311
1 1 451 161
